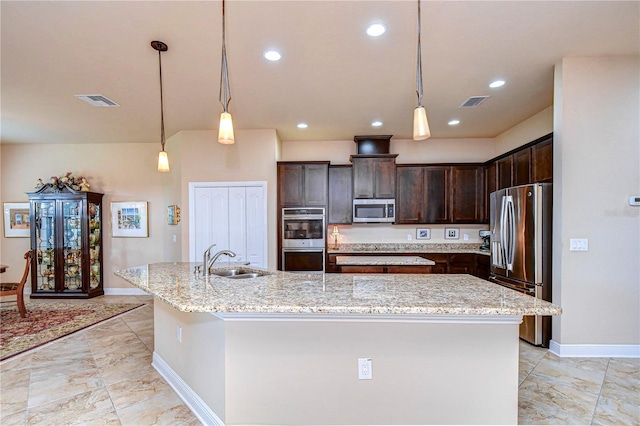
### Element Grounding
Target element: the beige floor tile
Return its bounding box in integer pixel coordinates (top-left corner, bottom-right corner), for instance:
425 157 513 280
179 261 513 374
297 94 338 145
106 370 176 411
28 367 105 408
0 383 30 417
529 352 608 395
97 351 157 386
600 362 640 406
592 395 640 426
0 353 32 371
518 373 600 425
115 390 198 426
88 331 148 358
0 409 27 426
0 365 30 391
29 348 98 382
26 387 116 425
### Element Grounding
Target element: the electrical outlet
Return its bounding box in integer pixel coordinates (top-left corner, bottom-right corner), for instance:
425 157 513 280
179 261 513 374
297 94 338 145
177 325 182 342
407 233 412 241
358 358 372 380
463 233 469 241
569 238 589 251
172 234 177 243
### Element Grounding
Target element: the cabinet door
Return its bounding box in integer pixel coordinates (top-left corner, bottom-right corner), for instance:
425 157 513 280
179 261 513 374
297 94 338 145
485 162 497 223
278 164 304 207
497 156 513 190
374 158 396 198
352 158 374 198
448 253 476 275
61 200 83 293
423 167 450 223
303 164 328 206
513 148 532 186
328 166 353 224
33 200 56 293
451 166 484 223
532 137 553 183
396 167 424 223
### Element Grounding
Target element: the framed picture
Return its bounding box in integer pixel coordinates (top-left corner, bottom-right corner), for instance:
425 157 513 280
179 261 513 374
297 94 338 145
3 202 30 238
416 228 431 240
445 227 460 240
167 205 181 225
111 201 148 237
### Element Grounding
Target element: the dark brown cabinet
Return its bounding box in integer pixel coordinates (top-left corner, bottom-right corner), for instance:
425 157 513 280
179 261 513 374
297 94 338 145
28 185 104 299
532 136 553 183
485 162 497 221
497 156 513 190
448 253 476 275
277 162 329 207
451 165 484 223
513 148 532 186
396 165 483 224
328 165 353 224
351 154 397 199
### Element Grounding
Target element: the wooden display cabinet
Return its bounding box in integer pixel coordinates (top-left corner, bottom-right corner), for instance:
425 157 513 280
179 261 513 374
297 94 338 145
28 184 104 298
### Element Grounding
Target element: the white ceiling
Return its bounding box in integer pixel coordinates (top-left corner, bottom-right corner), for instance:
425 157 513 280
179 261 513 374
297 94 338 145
1 1 638 145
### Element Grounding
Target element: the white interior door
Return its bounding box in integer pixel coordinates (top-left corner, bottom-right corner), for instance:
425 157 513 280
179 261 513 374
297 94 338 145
189 182 266 268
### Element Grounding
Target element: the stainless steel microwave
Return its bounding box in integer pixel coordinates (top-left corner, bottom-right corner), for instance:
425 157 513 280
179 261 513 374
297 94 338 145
353 199 395 223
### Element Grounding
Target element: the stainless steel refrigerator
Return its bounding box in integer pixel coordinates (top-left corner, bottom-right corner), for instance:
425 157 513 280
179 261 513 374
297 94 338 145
490 183 552 347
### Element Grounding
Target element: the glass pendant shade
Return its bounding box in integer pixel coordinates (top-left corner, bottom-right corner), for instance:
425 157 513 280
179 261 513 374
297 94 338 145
157 151 170 172
413 106 431 140
218 112 235 144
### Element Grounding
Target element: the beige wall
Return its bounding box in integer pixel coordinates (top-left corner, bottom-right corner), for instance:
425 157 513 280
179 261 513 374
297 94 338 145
174 129 280 269
0 142 179 288
281 137 495 164
494 106 554 156
553 56 640 345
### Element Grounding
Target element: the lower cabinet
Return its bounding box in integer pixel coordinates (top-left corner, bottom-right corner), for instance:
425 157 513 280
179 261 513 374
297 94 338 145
326 253 489 278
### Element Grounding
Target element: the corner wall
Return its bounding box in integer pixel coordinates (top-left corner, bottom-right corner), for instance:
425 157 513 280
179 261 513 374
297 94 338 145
552 56 640 350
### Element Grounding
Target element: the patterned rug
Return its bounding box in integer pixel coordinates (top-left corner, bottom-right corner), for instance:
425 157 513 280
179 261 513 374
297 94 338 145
0 299 145 361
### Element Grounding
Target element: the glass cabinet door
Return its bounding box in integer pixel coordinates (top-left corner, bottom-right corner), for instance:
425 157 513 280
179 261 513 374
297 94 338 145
62 200 82 292
35 201 56 292
88 202 101 290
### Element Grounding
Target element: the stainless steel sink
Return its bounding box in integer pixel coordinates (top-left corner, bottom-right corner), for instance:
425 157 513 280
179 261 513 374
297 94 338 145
210 269 267 279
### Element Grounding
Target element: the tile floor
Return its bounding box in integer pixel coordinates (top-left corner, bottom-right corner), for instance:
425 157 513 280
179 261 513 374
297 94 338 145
1 295 638 425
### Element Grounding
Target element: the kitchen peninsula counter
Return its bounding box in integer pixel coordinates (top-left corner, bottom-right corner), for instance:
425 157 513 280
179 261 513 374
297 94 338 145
115 262 559 316
115 263 560 425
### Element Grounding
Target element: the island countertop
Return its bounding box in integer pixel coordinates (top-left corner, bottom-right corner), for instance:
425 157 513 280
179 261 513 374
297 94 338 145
115 263 561 317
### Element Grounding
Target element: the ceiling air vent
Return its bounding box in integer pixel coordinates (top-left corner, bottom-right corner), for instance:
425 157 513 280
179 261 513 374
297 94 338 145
459 96 489 108
75 94 120 107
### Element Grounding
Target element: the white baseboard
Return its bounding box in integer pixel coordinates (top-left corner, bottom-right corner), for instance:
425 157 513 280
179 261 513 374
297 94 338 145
152 352 224 426
104 288 149 296
549 340 640 358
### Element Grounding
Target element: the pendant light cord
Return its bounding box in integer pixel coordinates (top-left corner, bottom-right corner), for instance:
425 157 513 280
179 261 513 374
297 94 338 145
158 49 166 151
219 0 232 112
416 0 424 107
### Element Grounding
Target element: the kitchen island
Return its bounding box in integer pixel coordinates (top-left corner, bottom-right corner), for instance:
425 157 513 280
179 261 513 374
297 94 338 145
116 263 561 425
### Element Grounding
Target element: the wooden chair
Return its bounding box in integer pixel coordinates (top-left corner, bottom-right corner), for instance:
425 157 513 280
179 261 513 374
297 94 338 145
0 250 33 318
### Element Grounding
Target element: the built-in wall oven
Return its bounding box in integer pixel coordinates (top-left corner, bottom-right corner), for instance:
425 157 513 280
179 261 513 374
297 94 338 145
282 208 325 273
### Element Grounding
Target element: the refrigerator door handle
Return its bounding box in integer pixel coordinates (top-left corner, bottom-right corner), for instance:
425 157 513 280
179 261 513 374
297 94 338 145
499 196 509 268
506 196 515 271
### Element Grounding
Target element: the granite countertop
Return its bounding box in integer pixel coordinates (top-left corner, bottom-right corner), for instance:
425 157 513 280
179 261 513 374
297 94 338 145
336 255 436 266
115 263 561 317
328 243 490 256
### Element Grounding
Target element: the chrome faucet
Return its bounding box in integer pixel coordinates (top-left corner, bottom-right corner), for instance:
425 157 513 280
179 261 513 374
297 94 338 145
207 250 236 273
202 244 217 276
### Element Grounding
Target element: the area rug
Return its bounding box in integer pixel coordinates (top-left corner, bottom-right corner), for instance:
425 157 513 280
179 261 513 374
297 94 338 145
0 299 145 361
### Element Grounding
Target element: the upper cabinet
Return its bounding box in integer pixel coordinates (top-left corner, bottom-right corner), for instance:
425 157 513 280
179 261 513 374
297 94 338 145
396 164 483 224
328 165 353 224
351 154 397 199
277 162 329 207
532 136 553 183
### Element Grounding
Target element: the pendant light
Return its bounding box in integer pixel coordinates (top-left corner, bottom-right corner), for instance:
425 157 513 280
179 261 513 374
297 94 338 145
151 40 170 172
218 0 235 144
413 0 431 140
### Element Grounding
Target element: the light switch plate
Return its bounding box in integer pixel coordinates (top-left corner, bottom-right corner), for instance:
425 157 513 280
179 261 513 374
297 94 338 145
570 238 589 251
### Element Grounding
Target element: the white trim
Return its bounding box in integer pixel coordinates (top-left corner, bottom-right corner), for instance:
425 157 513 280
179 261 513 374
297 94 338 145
549 340 640 358
103 288 149 296
188 181 268 267
152 352 224 426
212 312 523 325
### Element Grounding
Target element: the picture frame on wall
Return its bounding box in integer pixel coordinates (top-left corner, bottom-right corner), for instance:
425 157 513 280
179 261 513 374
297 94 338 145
416 228 431 240
3 202 30 238
111 201 148 237
167 205 181 225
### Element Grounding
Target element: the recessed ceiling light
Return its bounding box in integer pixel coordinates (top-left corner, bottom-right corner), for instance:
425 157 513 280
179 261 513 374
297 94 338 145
489 80 505 88
448 119 460 126
366 23 386 37
371 120 383 127
264 50 281 61
297 123 308 129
